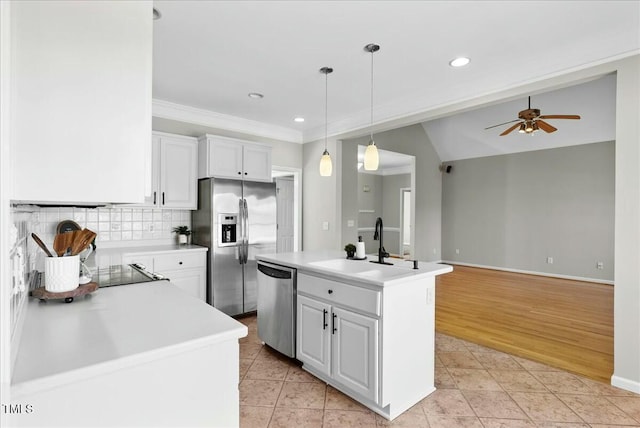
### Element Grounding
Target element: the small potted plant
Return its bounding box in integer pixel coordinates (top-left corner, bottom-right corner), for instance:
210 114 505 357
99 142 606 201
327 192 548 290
172 225 191 245
344 243 356 259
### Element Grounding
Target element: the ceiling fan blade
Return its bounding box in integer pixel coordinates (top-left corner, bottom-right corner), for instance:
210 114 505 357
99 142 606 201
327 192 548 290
538 114 580 120
536 120 557 133
500 122 522 136
485 119 521 130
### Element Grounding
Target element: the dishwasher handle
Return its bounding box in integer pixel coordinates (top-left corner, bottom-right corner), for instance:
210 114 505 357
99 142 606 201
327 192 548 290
257 263 292 280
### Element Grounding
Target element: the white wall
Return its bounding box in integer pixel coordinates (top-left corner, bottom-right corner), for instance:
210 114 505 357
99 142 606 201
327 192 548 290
1 1 12 419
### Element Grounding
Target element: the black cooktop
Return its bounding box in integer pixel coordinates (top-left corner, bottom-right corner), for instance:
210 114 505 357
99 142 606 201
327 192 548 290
94 264 167 288
33 264 168 290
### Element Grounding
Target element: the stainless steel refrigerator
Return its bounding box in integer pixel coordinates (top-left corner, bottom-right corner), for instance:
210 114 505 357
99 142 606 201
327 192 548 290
192 178 277 316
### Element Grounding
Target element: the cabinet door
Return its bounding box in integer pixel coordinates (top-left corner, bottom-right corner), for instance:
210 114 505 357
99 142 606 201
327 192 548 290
243 144 272 182
160 136 197 209
332 307 379 403
133 135 161 207
165 269 206 302
209 139 244 179
12 1 152 204
297 295 331 377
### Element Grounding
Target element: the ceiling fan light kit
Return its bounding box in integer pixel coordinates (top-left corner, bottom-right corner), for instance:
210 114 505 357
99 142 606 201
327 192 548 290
486 96 581 136
319 66 333 177
364 43 380 171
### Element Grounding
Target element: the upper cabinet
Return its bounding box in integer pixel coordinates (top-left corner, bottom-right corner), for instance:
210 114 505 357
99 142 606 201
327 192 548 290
11 1 153 204
198 135 272 182
136 132 198 209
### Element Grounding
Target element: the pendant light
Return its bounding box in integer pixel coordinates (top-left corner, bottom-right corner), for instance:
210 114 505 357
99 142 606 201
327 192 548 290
363 43 380 171
319 67 333 177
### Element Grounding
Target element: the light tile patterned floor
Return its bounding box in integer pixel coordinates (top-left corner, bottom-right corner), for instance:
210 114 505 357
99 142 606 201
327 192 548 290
238 315 640 428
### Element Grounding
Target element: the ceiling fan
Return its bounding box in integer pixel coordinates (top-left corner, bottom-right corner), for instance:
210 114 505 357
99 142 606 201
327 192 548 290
485 96 580 136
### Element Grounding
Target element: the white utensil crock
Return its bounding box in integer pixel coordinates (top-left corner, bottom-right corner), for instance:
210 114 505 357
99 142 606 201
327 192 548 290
45 255 80 292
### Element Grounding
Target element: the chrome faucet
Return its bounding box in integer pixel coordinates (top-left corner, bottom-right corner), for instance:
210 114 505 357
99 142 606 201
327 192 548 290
371 217 392 265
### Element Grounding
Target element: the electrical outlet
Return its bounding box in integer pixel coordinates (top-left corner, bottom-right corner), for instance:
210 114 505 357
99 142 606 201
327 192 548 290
547 257 553 264
347 220 354 227
322 221 329 231
597 262 604 270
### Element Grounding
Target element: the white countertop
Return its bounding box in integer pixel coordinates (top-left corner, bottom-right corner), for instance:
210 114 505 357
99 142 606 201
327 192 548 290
12 281 246 396
256 250 453 287
96 243 208 256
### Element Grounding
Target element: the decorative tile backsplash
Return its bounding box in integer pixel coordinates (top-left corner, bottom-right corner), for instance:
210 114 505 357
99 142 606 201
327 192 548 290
34 207 192 247
9 205 192 356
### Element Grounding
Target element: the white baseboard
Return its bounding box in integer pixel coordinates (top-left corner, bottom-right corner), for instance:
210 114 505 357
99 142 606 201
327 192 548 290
611 375 640 394
440 260 614 285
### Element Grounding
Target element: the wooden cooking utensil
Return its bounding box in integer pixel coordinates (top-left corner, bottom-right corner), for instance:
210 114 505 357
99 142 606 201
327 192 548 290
31 233 54 257
70 229 97 256
53 230 77 257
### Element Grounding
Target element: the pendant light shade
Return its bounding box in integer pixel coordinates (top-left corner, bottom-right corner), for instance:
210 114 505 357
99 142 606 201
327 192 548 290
363 43 380 171
319 149 332 176
364 140 379 170
319 67 333 177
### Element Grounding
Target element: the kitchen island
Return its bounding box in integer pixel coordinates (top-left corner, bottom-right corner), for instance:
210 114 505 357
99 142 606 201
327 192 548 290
10 281 247 427
256 250 452 420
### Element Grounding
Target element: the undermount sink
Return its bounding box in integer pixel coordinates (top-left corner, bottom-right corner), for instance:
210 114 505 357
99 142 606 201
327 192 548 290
307 258 416 281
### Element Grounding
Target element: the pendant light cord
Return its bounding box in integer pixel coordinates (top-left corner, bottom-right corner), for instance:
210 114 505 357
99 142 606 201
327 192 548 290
370 48 374 141
325 70 328 151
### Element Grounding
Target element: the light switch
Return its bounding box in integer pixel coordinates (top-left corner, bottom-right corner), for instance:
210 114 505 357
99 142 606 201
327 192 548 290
322 221 329 231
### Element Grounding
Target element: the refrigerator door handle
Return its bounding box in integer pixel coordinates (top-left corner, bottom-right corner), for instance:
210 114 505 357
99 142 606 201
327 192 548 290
243 198 249 264
238 198 244 265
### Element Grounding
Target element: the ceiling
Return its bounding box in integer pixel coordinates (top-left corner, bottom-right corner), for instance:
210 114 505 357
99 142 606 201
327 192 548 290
152 1 639 158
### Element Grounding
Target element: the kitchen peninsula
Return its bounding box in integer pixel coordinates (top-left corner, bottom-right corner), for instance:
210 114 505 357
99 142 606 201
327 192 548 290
256 250 452 420
10 282 247 427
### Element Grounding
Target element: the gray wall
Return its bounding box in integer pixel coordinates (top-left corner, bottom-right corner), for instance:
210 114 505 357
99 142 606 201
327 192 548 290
342 124 442 261
302 137 341 250
442 141 615 281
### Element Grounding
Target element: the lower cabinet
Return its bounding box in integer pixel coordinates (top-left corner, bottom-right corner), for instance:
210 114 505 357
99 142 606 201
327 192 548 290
122 249 206 301
296 270 437 421
297 277 379 404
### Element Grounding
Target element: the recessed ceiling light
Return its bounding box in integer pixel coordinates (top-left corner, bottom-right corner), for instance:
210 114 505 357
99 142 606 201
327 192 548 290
449 57 470 67
294 117 305 123
248 92 264 99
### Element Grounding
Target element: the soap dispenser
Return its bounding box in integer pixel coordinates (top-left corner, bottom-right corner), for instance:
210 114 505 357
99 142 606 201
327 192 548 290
356 236 366 259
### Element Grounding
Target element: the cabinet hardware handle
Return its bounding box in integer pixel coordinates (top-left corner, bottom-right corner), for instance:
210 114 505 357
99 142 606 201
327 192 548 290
162 192 165 205
323 309 328 330
179 261 183 265
244 172 248 175
332 313 337 334
328 289 333 294
238 171 241 175
153 191 157 205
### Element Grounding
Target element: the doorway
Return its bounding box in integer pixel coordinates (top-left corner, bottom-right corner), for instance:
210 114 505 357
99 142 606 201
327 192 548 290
272 167 302 252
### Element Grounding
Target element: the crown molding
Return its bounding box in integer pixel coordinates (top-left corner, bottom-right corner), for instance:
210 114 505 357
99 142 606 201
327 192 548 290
152 99 303 144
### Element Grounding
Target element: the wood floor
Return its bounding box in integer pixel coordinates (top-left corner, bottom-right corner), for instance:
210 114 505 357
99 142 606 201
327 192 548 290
435 265 614 383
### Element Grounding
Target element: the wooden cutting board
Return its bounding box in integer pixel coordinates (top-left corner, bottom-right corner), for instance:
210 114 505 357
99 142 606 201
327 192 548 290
31 282 98 303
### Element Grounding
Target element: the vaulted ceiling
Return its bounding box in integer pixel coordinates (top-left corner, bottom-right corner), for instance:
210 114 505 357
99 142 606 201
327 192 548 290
152 1 638 158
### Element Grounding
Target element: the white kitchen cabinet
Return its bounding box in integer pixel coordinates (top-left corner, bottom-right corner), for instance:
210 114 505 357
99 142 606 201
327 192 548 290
122 249 207 302
296 273 380 404
297 295 331 377
136 132 197 209
198 134 272 182
331 306 378 402
11 1 152 204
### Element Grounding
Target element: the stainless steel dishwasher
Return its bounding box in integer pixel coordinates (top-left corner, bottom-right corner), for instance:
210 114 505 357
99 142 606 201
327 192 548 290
257 260 297 358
